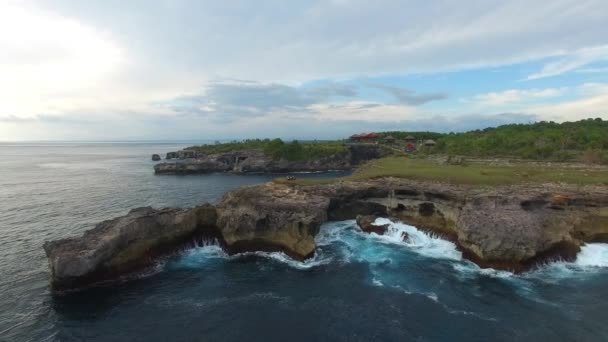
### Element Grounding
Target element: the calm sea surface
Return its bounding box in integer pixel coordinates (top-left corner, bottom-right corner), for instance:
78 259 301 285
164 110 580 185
1 142 607 341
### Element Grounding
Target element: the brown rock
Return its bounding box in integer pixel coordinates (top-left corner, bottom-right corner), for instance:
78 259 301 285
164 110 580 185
551 194 571 206
356 215 389 235
43 205 218 290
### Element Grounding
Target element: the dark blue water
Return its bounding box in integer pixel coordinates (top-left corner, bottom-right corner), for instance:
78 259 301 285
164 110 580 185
1 143 607 341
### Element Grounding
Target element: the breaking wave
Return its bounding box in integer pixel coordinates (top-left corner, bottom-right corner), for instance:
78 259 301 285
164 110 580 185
171 219 608 285
369 217 462 260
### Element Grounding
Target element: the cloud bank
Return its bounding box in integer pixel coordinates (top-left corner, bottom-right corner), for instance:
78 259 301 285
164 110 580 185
1 0 607 140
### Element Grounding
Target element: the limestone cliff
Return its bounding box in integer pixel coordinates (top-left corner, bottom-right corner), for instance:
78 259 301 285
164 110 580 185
43 178 608 290
154 144 391 174
215 179 608 271
43 205 217 290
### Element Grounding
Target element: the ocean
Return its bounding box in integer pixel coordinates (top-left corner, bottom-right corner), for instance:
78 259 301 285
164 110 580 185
1 142 607 341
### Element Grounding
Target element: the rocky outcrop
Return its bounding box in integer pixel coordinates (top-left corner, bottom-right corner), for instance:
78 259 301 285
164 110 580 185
356 215 389 235
216 184 329 259
154 144 392 174
215 179 608 272
151 154 161 161
43 205 217 290
43 177 608 290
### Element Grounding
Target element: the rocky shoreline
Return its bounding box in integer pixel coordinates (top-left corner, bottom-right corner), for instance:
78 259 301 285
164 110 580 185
153 144 391 174
44 178 608 290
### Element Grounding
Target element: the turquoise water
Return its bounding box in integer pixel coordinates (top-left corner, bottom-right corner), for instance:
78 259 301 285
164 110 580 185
1 143 607 341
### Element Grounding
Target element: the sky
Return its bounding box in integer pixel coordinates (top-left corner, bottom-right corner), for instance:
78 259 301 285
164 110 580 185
1 0 608 141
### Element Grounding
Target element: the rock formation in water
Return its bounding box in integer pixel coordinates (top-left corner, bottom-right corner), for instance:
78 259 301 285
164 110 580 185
153 144 391 174
43 205 217 290
151 154 161 161
44 178 608 290
356 214 389 235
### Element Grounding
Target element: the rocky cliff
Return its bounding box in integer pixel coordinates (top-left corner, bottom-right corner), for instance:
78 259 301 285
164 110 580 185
43 178 608 290
153 144 391 174
43 205 217 290
216 180 608 271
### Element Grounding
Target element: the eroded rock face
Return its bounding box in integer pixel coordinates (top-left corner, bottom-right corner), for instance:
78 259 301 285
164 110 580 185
216 179 608 272
43 205 217 290
216 183 329 259
154 145 392 174
43 177 608 290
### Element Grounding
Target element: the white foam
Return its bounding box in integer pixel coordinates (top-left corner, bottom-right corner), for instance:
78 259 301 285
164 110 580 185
230 251 332 270
452 262 514 279
372 278 384 287
575 243 608 267
370 218 462 261
451 244 608 283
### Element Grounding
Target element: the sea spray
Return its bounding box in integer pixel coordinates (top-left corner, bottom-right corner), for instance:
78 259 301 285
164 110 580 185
575 243 608 267
371 218 462 261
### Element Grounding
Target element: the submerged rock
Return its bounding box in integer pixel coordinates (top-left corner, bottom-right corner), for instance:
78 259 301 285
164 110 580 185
356 215 389 235
43 205 217 290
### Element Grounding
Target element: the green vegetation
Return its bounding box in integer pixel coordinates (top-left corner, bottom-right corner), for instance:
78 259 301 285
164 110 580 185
187 139 347 161
352 157 608 185
365 119 607 163
430 119 608 162
277 156 608 186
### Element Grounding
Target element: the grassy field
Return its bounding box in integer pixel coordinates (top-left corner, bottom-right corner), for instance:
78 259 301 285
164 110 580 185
276 156 608 186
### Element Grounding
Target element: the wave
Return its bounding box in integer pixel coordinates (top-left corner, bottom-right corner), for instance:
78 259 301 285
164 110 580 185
574 243 608 267
230 250 333 270
170 220 608 284
371 218 462 261
171 239 333 271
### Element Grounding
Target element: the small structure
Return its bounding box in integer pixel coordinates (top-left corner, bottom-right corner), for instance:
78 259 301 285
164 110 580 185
151 154 161 161
383 135 395 144
423 139 437 147
404 135 416 143
405 143 416 153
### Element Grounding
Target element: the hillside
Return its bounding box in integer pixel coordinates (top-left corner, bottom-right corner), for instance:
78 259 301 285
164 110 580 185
375 118 608 163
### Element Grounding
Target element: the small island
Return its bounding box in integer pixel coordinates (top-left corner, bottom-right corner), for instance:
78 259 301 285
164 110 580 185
44 119 608 290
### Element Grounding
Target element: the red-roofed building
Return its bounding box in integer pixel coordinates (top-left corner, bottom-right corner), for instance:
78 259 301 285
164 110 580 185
350 133 377 142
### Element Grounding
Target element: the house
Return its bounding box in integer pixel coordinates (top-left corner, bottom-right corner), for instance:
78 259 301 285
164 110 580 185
350 133 378 142
404 135 416 143
383 135 395 144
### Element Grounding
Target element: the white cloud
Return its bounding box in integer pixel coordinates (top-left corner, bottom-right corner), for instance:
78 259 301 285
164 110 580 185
2 0 608 139
0 4 125 117
576 67 608 74
527 45 608 80
470 88 567 107
465 83 608 123
529 83 608 121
